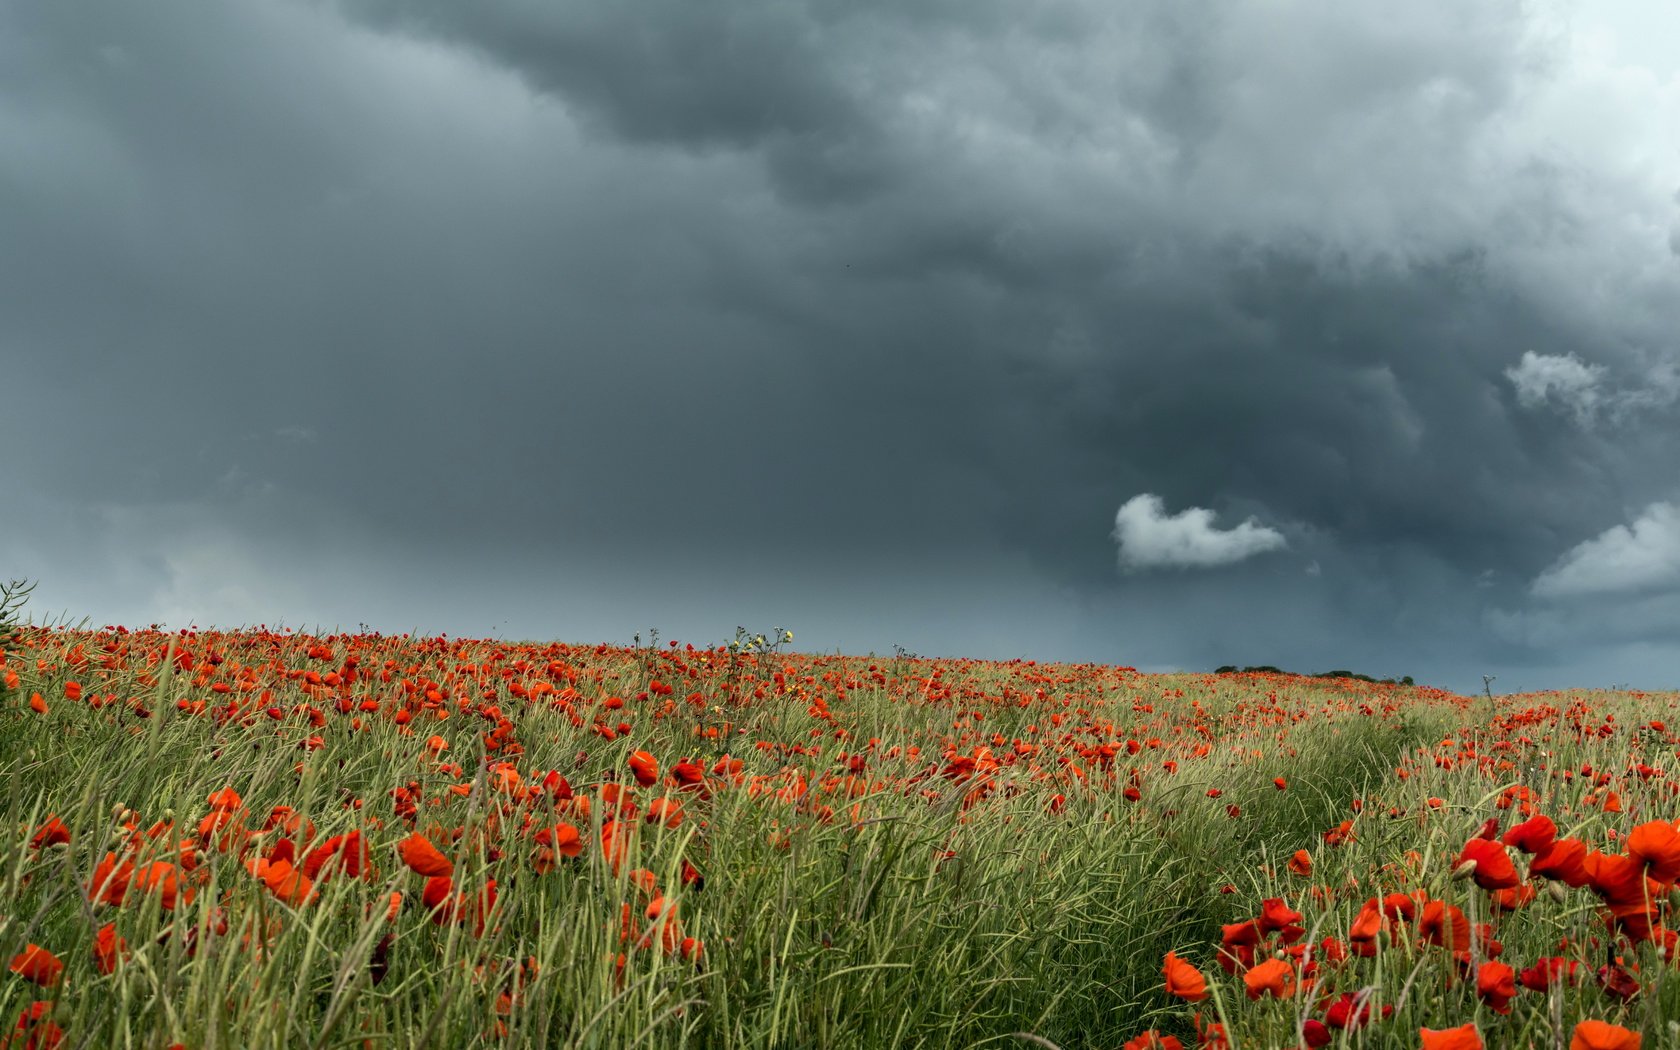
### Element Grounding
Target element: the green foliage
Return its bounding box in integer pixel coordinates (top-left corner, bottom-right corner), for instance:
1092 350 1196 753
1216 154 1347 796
1213 662 1416 686
0 578 33 659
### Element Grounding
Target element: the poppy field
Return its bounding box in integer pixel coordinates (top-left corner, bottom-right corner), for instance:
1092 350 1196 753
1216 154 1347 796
1 623 1679 1049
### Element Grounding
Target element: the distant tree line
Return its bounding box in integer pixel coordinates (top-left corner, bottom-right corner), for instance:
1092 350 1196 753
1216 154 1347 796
1212 664 1414 687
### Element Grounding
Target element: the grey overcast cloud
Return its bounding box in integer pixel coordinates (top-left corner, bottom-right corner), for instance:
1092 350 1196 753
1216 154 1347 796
4 0 1679 693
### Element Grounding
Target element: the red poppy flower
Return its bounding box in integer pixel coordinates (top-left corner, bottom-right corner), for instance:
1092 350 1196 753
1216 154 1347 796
1222 918 1262 949
1194 1013 1229 1050
1381 891 1426 923
1530 837 1591 887
535 823 584 859
1420 1024 1484 1050
1626 820 1680 883
1454 838 1520 890
1489 883 1537 913
540 771 574 800
1163 951 1208 1002
206 787 244 813
1323 991 1391 1030
1519 956 1579 992
1502 814 1557 855
92 923 127 976
133 861 189 911
1596 963 1641 1001
628 751 660 787
1347 900 1386 956
266 837 296 867
644 798 684 829
397 833 453 878
600 820 631 874
250 857 315 906
422 874 454 919
1258 898 1304 937
1569 1020 1641 1050
7 946 62 987
1242 957 1295 999
303 832 369 881
27 817 70 851
1417 899 1470 952
1122 1033 1183 1050
1583 851 1653 909
1475 960 1516 1014
1323 819 1356 846
87 852 134 907
7 1003 63 1050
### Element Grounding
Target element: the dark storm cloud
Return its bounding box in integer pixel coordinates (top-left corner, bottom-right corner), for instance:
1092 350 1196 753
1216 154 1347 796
343 0 868 150
5 0 1680 690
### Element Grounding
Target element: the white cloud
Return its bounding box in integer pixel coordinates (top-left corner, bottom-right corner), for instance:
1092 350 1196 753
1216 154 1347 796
1531 501 1680 598
1112 494 1287 573
1506 351 1680 427
1506 350 1605 423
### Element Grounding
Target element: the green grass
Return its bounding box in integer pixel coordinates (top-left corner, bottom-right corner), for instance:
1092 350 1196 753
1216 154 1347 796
0 629 1675 1048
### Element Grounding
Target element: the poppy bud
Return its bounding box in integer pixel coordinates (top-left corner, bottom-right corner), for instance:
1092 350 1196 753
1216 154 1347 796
1451 859 1478 881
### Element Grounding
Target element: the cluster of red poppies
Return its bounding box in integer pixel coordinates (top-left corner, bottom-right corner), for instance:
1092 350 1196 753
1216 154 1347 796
1133 802 1679 1048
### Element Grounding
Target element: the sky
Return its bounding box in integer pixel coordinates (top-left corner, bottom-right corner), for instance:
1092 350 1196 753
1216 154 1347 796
4 0 1679 694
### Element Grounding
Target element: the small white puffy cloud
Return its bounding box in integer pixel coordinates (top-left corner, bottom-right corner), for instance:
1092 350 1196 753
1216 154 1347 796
1505 350 1605 424
1531 501 1680 598
1112 494 1287 573
1506 351 1680 427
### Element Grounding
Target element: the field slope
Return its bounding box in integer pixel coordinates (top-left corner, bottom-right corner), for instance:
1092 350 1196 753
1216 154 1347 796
1 627 1676 1048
